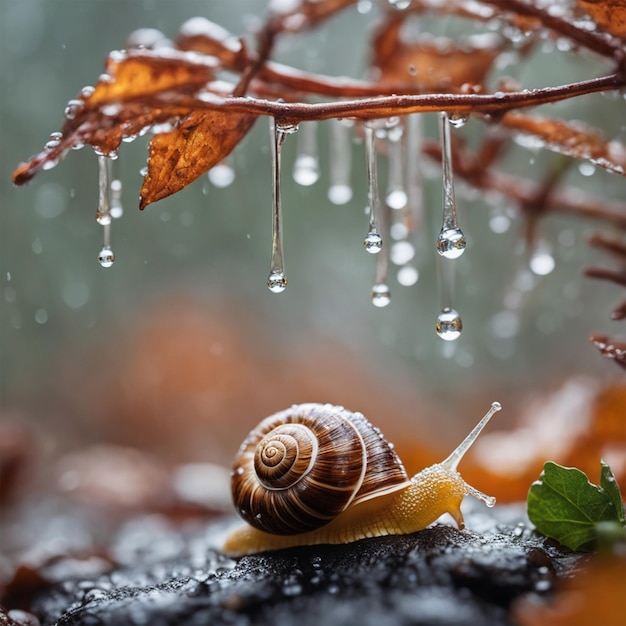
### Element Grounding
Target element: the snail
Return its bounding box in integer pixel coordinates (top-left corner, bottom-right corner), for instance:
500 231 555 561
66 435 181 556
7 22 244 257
223 401 501 556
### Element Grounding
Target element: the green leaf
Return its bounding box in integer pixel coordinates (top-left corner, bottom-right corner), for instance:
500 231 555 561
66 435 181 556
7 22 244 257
600 460 625 525
527 461 624 551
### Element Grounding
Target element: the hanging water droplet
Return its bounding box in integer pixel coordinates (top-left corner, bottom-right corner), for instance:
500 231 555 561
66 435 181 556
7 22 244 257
363 122 384 254
529 246 555 276
109 179 123 219
293 122 319 186
385 120 408 210
390 241 415 265
95 156 111 225
371 283 391 307
98 246 115 268
405 114 424 231
447 112 468 128
363 230 383 254
390 222 409 241
436 308 462 341
80 86 95 99
267 119 295 293
208 162 236 188
436 227 466 259
64 99 83 120
489 207 512 233
267 271 287 293
328 184 352 205
437 112 465 259
293 155 319 186
578 161 596 177
397 265 418 286
327 119 353 205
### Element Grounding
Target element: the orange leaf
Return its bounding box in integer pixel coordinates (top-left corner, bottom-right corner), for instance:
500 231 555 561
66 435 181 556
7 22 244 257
12 49 217 186
373 18 503 91
502 112 626 176
140 109 256 208
576 0 626 38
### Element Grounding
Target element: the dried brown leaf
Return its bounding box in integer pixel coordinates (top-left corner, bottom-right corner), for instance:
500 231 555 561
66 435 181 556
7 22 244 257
502 112 626 175
373 18 503 91
577 0 626 38
140 109 256 208
12 49 217 186
176 18 247 71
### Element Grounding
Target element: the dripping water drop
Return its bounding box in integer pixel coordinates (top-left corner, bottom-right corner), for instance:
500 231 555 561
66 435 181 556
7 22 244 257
109 180 123 219
436 227 466 259
397 265 418 286
436 308 462 341
292 155 319 186
98 246 115 268
390 241 415 265
363 230 383 254
386 189 408 210
371 283 391 307
529 249 555 276
328 184 352 205
208 163 236 188
267 271 287 293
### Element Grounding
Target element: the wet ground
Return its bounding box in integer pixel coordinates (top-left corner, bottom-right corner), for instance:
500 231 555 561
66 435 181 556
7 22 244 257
1 501 581 626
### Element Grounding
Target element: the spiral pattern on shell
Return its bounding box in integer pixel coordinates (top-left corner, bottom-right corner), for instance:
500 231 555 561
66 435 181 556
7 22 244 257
231 403 410 535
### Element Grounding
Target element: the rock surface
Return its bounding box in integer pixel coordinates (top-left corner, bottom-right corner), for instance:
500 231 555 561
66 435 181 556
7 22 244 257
4 502 580 626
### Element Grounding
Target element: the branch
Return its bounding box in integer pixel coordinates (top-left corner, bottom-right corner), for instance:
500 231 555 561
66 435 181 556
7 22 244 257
171 73 625 123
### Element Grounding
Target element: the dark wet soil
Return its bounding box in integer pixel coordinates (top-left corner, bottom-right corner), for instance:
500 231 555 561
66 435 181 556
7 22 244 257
1 501 580 626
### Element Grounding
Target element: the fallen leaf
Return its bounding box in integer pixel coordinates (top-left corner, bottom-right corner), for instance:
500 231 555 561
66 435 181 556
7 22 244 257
140 109 256 208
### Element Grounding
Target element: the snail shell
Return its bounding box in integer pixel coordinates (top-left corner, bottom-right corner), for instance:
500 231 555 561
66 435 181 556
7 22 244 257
231 403 411 535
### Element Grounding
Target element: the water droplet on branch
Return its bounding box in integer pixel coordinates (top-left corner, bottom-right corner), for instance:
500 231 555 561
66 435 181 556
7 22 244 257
267 119 298 293
447 112 468 128
436 308 463 341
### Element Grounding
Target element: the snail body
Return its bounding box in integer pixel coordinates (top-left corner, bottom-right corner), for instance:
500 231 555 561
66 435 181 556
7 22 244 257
224 401 501 556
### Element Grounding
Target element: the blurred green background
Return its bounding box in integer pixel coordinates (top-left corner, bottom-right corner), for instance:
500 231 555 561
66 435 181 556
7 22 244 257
1 0 624 465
